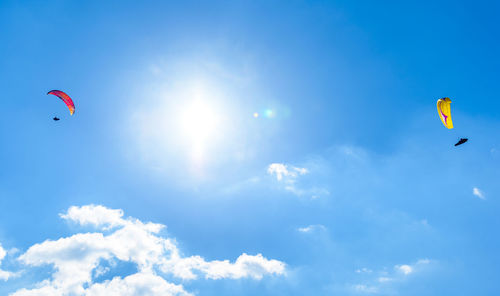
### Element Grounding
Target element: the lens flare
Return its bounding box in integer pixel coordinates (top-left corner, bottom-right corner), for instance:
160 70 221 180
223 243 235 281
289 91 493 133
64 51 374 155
264 109 274 118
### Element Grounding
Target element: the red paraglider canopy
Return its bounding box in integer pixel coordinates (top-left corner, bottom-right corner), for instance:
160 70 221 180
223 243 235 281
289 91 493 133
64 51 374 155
47 90 75 115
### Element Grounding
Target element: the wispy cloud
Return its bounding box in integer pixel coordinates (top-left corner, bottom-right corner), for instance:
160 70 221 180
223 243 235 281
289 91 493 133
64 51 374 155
355 268 372 274
472 187 486 200
353 284 378 293
267 163 329 198
267 163 309 196
377 277 392 283
297 224 327 233
352 259 432 294
10 205 286 295
268 163 308 182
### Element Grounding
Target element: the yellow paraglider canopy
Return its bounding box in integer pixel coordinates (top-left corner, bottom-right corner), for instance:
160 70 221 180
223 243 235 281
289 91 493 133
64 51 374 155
437 97 453 129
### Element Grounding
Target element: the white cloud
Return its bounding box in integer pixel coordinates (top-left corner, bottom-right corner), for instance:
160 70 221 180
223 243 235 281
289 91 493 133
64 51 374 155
161 253 285 281
395 259 430 276
472 187 486 200
0 245 6 260
85 272 191 296
93 265 111 278
267 163 308 182
377 277 392 283
355 267 372 274
0 270 13 281
416 259 430 265
11 205 285 295
395 264 412 275
353 284 378 293
60 205 126 230
394 259 431 276
353 259 432 294
268 163 328 197
0 243 16 281
297 224 327 233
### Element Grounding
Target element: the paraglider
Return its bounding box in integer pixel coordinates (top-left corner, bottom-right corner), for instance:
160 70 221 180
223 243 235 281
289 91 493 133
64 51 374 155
436 97 468 147
454 138 468 146
437 97 453 129
47 90 75 115
53 117 60 121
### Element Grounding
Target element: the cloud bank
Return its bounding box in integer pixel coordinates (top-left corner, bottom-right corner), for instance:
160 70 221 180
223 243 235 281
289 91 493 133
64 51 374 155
6 205 285 295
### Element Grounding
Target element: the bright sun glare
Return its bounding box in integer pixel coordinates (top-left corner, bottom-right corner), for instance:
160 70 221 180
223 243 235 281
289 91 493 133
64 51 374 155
180 99 220 162
135 78 230 175
181 100 218 141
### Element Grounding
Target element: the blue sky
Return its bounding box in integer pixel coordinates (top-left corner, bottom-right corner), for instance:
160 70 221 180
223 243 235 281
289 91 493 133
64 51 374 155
1 0 499 295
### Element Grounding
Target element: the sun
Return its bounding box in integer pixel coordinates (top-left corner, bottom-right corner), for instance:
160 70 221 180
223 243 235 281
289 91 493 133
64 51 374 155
179 99 220 162
180 99 219 143
131 76 232 175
